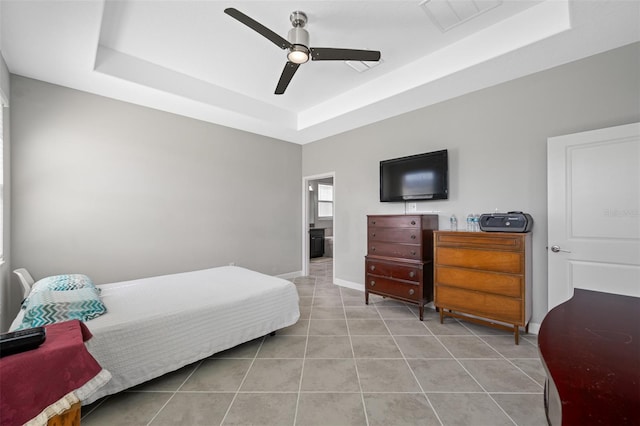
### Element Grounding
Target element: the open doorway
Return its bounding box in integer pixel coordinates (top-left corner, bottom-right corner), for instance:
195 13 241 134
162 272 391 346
302 173 335 282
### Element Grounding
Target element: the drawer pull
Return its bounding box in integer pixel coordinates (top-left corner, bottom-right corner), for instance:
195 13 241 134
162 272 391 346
371 246 376 252
372 220 376 225
370 281 376 287
411 250 416 256
408 289 415 296
370 265 376 271
411 220 416 225
372 232 376 237
409 271 415 278
411 234 416 239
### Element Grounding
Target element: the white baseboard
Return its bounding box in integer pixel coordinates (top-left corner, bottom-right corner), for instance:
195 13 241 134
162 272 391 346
527 322 541 336
276 270 302 280
334 278 364 292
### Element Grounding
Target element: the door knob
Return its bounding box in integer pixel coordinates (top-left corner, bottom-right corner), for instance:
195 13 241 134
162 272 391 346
550 245 571 253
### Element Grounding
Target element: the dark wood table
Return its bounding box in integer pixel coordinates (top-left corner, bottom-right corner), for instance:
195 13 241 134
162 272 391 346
538 289 640 425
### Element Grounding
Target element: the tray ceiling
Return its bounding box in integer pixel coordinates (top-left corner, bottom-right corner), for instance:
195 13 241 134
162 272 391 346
1 0 639 144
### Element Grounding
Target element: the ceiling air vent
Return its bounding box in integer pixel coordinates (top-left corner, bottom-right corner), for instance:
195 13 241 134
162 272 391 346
419 0 502 32
345 59 383 73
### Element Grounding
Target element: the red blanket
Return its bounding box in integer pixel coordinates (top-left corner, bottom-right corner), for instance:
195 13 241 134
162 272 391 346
0 320 104 426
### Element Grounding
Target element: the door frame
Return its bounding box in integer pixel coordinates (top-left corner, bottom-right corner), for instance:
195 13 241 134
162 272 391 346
302 172 335 281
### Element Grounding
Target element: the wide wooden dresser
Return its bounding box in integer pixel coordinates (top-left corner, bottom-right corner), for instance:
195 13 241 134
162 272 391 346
365 214 438 320
433 231 531 343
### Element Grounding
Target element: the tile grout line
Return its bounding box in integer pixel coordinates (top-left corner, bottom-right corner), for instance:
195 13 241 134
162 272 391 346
80 395 109 421
145 359 205 426
218 336 267 426
340 276 371 426
456 321 541 425
292 272 317 426
116 389 548 395
474 334 545 391
427 318 520 425
375 301 444 426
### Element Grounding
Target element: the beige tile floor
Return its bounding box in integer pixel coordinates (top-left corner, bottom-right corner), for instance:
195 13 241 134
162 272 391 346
81 258 548 425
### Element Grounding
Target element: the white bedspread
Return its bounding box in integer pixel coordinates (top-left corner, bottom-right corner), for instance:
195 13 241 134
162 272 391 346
24 266 299 404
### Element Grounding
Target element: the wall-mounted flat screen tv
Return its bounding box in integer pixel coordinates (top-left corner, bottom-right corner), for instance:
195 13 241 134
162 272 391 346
380 149 448 202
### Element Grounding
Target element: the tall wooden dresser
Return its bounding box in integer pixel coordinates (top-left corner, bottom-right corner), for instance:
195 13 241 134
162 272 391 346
433 231 532 344
365 214 438 320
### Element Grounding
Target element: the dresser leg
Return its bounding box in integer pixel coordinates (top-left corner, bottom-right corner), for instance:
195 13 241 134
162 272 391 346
419 305 424 321
439 309 444 324
365 290 369 305
514 326 520 345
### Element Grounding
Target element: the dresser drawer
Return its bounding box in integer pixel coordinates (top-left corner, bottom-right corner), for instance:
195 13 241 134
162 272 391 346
368 215 422 228
366 275 421 302
368 227 422 244
436 247 522 274
366 259 422 282
435 232 524 251
436 285 522 324
368 242 422 260
435 266 522 297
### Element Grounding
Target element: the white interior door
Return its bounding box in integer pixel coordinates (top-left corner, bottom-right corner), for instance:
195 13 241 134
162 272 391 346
547 122 640 310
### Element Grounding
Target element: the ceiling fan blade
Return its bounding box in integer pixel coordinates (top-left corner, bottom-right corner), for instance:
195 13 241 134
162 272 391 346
310 48 381 62
224 8 291 50
275 62 300 95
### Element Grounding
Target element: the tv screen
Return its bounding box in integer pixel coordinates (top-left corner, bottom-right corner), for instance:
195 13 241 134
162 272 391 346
380 149 448 202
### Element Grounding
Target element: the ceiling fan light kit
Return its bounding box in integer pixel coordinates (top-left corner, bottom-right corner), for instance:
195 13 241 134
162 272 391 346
224 7 381 94
287 12 310 64
288 45 310 64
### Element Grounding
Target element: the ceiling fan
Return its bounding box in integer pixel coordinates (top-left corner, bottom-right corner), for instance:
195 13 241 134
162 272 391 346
224 8 381 95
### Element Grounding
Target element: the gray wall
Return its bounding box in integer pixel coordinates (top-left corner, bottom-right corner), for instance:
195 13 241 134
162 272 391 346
8 75 301 326
0 50 10 331
301 42 640 328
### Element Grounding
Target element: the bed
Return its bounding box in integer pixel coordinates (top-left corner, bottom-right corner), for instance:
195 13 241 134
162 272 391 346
10 265 300 404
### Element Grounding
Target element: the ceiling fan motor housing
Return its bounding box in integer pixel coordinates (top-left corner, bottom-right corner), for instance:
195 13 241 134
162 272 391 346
288 27 309 48
288 11 309 48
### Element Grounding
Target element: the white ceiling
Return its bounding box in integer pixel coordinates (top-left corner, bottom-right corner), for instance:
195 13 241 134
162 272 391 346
1 0 639 144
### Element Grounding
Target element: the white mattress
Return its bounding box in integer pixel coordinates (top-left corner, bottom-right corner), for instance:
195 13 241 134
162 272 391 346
13 266 300 404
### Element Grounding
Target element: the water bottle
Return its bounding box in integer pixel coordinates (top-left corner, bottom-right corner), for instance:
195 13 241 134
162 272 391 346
450 214 458 231
466 214 474 231
473 214 481 232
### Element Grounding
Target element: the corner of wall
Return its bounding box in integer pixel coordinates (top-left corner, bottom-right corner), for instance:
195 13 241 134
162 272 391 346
0 49 12 331
0 49 9 105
